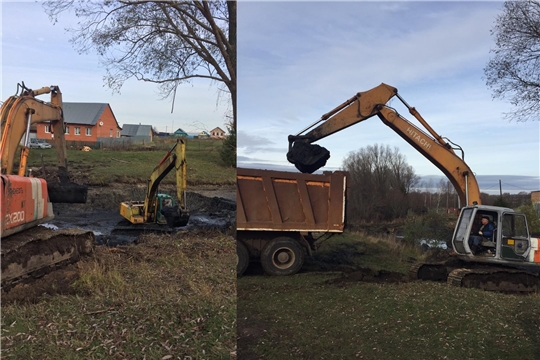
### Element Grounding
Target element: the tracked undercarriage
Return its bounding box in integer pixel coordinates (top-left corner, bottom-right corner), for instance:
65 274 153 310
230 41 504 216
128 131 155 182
1 226 95 292
410 257 540 293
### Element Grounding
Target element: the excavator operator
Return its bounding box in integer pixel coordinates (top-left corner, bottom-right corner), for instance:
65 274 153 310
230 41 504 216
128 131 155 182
469 215 495 254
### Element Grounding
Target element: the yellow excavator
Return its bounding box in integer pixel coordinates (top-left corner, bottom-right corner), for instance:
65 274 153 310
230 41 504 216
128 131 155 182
119 139 190 229
287 83 540 292
1 83 94 289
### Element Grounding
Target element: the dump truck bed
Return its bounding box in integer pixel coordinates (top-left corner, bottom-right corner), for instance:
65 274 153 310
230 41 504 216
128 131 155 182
236 168 347 233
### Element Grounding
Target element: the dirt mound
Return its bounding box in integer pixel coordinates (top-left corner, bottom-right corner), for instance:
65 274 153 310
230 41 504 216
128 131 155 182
2 264 80 304
187 192 236 214
326 267 407 286
304 243 364 271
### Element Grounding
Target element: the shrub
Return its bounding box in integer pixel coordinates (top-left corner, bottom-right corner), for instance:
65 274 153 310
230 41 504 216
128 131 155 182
220 126 236 167
403 210 455 247
516 203 540 235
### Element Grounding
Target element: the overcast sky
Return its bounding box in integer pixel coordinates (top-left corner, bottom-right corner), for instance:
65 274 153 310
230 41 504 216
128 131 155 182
1 1 229 135
237 1 540 192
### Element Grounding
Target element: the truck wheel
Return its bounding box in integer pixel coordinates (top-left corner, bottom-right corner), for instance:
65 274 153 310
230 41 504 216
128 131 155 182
237 240 249 277
261 237 304 276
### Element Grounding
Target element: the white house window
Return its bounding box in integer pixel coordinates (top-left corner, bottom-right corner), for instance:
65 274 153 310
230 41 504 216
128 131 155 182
45 125 51 133
65 126 69 135
75 127 81 135
116 131 120 138
86 127 92 136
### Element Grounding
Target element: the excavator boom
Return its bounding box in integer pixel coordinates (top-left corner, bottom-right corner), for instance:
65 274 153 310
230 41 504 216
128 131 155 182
0 83 87 203
287 83 481 206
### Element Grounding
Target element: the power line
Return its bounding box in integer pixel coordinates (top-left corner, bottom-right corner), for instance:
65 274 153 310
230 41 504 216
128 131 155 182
501 182 535 191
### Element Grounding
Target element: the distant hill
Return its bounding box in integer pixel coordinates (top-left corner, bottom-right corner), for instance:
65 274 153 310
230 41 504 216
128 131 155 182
237 160 539 195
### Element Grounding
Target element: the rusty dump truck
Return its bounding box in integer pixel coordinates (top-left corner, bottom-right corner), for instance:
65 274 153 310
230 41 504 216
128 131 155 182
236 167 347 276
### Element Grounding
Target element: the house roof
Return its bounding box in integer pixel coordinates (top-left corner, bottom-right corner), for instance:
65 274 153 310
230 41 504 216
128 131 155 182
63 103 108 125
174 128 188 135
121 124 153 137
210 127 226 133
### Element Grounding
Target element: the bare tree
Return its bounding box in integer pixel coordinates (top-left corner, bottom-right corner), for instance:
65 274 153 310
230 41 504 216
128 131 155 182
484 1 540 122
44 0 236 128
342 144 419 222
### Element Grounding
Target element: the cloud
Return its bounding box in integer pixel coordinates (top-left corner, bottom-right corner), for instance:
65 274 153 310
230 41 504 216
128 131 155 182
238 2 539 177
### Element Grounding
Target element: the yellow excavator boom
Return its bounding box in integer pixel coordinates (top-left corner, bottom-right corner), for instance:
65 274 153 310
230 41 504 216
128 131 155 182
287 83 481 206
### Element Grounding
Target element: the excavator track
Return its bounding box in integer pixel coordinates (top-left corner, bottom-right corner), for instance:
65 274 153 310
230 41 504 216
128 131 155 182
1 226 95 291
411 259 540 293
447 267 540 293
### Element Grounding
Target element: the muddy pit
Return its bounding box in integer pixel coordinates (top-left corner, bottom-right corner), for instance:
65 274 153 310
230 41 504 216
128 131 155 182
48 185 236 246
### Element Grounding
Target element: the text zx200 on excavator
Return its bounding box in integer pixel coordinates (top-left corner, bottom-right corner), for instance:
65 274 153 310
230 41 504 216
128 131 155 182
1 83 94 290
287 83 540 293
118 139 190 231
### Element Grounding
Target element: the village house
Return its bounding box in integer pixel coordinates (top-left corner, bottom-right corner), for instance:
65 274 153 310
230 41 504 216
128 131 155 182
197 131 210 139
35 103 122 141
209 127 227 139
532 190 540 215
173 128 189 138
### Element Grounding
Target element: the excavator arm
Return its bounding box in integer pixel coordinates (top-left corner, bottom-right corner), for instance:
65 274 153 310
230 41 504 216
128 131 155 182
143 139 188 220
119 138 189 227
0 85 67 176
0 83 87 203
287 83 481 206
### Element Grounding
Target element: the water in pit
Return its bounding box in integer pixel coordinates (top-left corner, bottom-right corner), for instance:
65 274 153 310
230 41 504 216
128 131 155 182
45 191 236 246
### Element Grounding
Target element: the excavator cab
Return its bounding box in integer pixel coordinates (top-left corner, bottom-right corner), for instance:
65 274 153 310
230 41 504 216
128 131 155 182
452 205 532 261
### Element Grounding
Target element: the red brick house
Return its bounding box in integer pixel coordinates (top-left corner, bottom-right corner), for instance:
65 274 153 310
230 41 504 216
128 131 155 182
36 103 122 141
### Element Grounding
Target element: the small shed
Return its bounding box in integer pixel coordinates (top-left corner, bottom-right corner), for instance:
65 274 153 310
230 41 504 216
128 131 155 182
121 124 154 142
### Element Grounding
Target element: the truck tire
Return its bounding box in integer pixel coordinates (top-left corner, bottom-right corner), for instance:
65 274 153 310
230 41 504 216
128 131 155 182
260 237 305 276
237 240 249 277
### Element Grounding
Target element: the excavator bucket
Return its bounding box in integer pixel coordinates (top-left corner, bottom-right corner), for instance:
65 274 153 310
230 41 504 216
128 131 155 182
287 141 331 174
48 182 88 203
47 167 88 203
161 205 190 228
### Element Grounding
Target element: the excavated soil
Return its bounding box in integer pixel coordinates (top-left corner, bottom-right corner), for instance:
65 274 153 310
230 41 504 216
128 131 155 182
2 264 80 304
325 267 407 286
286 141 331 174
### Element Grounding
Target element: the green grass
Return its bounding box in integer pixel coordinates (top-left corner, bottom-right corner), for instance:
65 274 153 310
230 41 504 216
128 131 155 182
24 138 235 186
1 232 237 359
238 232 540 360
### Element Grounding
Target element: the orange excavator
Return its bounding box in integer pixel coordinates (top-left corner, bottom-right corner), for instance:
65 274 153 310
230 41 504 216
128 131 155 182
287 83 540 292
1 83 94 289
